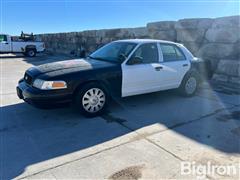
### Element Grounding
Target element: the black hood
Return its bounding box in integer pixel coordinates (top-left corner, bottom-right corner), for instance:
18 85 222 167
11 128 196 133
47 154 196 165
26 58 117 78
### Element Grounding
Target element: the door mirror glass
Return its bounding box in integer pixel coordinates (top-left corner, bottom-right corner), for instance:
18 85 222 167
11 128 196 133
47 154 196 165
127 56 143 65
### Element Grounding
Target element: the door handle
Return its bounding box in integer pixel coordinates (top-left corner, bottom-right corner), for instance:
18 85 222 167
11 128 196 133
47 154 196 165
155 66 163 71
183 64 188 67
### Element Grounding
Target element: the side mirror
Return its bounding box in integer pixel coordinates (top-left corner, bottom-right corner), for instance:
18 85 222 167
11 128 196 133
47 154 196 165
127 56 143 65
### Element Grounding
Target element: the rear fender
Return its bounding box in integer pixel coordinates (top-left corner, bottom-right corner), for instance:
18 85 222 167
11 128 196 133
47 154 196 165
25 45 36 51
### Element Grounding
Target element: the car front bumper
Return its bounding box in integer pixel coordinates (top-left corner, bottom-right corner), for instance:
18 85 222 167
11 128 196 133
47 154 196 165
17 80 72 108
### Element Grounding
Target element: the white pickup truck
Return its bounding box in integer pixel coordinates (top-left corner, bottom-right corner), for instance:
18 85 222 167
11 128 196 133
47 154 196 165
0 34 45 57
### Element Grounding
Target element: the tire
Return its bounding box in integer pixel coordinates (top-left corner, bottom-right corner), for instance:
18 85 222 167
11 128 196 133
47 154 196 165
74 82 108 117
26 49 36 57
179 71 199 97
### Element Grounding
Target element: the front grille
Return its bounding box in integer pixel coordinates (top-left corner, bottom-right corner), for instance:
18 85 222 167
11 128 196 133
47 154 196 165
24 73 33 85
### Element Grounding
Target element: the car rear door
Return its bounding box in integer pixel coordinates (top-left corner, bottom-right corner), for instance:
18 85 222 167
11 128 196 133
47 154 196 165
158 43 190 88
121 42 166 97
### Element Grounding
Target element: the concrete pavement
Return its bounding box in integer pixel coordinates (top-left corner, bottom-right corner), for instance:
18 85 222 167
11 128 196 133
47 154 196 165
1 54 239 179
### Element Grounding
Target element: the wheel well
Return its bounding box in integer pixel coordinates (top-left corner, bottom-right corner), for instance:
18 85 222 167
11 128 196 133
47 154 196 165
73 80 110 99
180 68 200 86
25 45 36 51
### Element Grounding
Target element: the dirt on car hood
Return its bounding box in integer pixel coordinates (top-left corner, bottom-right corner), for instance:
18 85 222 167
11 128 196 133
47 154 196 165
26 58 117 78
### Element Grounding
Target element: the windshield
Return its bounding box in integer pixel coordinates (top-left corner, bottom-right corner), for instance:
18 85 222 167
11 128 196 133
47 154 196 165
89 42 137 63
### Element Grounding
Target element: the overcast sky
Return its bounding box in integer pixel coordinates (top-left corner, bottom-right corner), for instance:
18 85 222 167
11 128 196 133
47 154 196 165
1 0 239 35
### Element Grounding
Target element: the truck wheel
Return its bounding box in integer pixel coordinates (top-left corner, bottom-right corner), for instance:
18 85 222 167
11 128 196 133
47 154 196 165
26 49 36 57
179 71 199 97
75 83 108 117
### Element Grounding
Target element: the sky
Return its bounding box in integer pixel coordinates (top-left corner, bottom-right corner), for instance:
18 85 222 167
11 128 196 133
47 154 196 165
1 0 239 35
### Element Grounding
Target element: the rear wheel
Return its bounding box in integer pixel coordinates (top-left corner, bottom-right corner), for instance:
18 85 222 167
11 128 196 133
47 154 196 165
25 49 36 57
75 83 108 117
179 71 199 97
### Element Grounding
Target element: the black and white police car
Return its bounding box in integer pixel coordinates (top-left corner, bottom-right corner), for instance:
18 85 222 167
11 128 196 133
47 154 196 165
17 39 205 116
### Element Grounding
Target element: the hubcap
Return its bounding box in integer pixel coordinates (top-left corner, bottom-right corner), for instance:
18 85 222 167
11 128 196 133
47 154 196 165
82 88 106 113
28 50 34 56
185 77 197 95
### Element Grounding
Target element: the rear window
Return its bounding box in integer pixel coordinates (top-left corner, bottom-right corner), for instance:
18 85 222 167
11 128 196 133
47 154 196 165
160 44 186 62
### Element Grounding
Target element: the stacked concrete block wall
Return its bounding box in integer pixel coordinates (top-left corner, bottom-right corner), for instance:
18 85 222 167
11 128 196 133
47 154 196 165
36 15 240 87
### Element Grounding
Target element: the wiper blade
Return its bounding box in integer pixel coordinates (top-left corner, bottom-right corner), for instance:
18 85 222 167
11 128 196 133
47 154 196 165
87 55 105 61
87 55 94 59
88 55 118 63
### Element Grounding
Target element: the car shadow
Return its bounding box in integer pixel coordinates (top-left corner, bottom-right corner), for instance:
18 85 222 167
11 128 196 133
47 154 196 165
1 90 240 179
0 55 26 58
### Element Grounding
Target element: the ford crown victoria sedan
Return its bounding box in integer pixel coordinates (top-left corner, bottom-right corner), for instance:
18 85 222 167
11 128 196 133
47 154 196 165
17 39 204 116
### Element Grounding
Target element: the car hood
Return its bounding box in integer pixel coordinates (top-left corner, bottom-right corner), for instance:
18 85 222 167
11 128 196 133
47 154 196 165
26 58 117 78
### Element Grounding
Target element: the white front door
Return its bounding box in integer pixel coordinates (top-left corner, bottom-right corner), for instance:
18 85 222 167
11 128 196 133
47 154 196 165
0 35 11 52
122 43 166 97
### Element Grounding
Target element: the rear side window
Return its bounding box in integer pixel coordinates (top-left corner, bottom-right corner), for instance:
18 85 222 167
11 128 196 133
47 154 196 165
160 44 186 62
0 35 7 42
131 43 159 64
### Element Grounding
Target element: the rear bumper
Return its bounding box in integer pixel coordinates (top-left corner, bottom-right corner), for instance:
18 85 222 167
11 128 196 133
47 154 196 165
17 81 72 108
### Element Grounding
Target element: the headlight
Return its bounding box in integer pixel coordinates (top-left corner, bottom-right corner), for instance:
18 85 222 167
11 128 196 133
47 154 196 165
33 79 67 90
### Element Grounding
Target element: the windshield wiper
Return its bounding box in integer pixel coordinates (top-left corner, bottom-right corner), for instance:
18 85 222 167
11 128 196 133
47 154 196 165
87 55 94 59
87 55 106 61
88 55 119 63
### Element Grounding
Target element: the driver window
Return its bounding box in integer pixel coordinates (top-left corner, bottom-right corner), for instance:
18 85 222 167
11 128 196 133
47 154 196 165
128 43 159 64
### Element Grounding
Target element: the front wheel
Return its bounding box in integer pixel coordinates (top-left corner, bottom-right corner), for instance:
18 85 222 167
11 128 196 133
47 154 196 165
179 72 199 97
75 83 108 117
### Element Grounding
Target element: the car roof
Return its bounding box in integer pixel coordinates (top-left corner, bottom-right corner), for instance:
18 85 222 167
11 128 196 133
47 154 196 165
114 39 180 45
